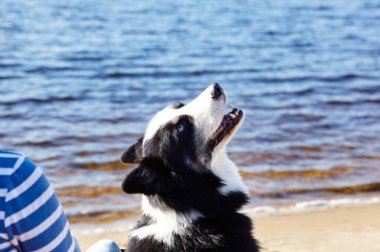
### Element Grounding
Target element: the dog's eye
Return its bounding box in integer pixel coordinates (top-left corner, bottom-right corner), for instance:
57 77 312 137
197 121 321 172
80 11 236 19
175 116 193 135
177 123 185 133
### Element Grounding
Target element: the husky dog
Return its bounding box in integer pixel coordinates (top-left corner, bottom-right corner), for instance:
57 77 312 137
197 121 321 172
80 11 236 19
121 84 259 252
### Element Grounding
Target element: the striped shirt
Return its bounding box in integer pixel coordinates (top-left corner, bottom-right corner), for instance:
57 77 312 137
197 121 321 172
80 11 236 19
0 151 80 252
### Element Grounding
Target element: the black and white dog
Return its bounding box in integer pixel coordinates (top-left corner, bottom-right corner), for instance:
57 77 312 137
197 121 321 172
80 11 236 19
121 84 259 252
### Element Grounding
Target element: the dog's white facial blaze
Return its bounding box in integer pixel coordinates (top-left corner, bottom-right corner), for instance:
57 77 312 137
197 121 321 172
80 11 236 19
142 84 225 154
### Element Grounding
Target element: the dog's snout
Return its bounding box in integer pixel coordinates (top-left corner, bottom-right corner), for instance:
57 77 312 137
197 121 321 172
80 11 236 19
211 83 223 100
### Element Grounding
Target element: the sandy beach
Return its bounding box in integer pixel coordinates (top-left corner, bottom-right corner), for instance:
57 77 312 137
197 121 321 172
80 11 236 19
73 203 380 252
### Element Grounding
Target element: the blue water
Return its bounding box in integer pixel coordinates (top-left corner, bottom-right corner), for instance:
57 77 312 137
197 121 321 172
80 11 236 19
1 0 380 220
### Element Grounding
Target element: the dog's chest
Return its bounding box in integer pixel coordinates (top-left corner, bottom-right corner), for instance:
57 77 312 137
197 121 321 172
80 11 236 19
128 221 222 252
128 197 222 251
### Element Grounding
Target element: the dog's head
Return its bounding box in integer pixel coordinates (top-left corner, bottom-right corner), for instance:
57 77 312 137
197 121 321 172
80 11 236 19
121 84 245 195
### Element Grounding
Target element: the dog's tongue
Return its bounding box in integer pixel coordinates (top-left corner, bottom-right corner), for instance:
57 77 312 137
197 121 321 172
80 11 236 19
215 115 230 135
211 107 241 140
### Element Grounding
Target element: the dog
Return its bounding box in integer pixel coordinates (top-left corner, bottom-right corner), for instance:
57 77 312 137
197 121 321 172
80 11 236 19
120 84 259 252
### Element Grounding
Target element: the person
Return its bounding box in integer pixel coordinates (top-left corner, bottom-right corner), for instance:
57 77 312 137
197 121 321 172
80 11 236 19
0 150 81 251
0 150 122 252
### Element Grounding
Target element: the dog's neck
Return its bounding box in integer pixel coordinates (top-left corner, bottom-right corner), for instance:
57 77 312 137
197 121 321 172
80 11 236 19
211 150 249 195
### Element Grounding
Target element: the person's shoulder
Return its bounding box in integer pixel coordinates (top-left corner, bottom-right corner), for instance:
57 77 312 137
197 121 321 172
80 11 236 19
0 151 33 175
0 150 24 157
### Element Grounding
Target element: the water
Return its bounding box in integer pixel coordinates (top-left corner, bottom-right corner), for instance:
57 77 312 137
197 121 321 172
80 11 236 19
1 0 380 222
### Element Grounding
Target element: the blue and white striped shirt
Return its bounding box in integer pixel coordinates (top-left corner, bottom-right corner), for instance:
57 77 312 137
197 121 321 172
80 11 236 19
0 151 80 252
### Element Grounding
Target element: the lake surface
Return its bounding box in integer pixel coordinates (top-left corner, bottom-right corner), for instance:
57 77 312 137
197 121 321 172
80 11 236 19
1 0 380 222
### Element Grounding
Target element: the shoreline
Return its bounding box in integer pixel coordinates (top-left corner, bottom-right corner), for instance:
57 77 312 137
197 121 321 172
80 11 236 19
254 203 380 252
73 202 380 252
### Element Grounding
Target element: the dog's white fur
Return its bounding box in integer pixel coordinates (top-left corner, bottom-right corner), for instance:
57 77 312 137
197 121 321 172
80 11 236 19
211 152 249 195
131 84 248 246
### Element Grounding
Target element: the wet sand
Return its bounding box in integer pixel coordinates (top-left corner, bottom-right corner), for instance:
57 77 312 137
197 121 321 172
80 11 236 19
73 203 380 252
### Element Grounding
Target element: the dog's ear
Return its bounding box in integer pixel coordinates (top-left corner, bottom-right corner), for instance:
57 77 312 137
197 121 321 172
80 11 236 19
122 158 172 195
121 137 143 164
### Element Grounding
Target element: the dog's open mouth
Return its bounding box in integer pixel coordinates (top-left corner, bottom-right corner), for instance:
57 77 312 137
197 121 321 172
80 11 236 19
208 107 243 149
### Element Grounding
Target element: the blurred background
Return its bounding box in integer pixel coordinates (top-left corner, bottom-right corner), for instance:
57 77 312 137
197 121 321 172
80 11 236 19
1 0 380 223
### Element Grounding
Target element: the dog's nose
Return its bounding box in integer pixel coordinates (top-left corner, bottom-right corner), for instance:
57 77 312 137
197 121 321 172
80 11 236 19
211 83 223 100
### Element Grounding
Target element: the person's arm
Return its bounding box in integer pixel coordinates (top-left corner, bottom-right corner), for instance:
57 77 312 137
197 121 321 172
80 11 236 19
4 154 80 251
